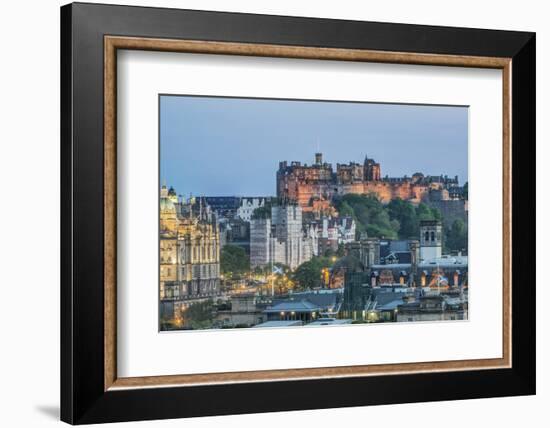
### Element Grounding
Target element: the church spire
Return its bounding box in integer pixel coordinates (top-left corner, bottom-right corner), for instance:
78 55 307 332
160 179 168 198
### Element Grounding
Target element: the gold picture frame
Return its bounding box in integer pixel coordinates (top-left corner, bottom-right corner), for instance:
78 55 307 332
103 36 512 391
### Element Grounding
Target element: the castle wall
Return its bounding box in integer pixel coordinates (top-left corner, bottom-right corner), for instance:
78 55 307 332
428 200 468 224
277 154 462 210
279 180 433 209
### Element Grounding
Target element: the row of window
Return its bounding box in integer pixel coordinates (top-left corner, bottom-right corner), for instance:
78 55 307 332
162 264 219 279
423 231 441 242
186 244 218 262
160 244 218 264
161 280 218 299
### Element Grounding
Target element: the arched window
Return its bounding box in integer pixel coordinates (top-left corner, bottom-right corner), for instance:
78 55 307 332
430 231 435 242
424 231 430 242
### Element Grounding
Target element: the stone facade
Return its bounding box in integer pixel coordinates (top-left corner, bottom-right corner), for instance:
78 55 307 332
276 153 461 212
428 199 468 224
396 292 468 322
419 220 443 261
160 185 221 314
250 204 317 269
249 217 272 268
317 215 355 255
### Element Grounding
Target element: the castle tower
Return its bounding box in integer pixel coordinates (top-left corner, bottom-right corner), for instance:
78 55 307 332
364 155 381 181
160 180 168 198
315 152 323 165
160 184 178 234
419 220 442 261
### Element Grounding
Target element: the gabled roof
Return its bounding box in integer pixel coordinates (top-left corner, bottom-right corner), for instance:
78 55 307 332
290 291 339 308
253 320 303 328
377 299 403 311
264 299 321 313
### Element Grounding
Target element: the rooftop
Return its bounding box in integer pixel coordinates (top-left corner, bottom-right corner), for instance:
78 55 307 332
264 299 321 313
306 318 353 326
252 320 304 328
376 299 404 311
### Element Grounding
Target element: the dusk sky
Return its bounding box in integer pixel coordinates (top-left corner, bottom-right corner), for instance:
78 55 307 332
160 95 468 197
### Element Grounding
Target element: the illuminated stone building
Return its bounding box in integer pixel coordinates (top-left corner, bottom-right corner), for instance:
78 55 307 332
318 216 356 252
276 152 462 212
338 221 468 320
160 185 221 317
250 204 317 270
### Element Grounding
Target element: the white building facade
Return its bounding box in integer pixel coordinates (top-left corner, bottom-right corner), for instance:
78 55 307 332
236 197 270 222
250 204 316 270
419 220 443 262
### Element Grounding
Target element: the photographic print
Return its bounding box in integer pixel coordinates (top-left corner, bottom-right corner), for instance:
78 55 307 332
61 8 534 422
159 95 469 331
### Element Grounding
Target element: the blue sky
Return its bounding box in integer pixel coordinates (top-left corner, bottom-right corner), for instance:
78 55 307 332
160 95 468 197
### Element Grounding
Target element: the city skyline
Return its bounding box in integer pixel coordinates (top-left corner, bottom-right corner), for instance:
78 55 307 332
160 95 468 198
159 94 469 331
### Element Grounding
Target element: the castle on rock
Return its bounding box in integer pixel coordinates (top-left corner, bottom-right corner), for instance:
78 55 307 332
276 153 464 213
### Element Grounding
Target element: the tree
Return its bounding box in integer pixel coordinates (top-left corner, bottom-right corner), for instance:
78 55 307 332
334 193 446 241
220 244 249 276
183 299 214 329
431 206 443 222
445 219 468 253
338 201 355 217
416 203 432 221
251 204 271 219
323 247 336 258
253 265 269 276
388 198 417 238
292 257 333 290
334 194 397 239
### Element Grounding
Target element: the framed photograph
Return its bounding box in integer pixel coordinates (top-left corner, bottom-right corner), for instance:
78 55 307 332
61 2 535 424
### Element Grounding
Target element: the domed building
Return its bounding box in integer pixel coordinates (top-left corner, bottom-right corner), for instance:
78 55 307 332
160 184 179 304
167 186 178 204
160 187 178 234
